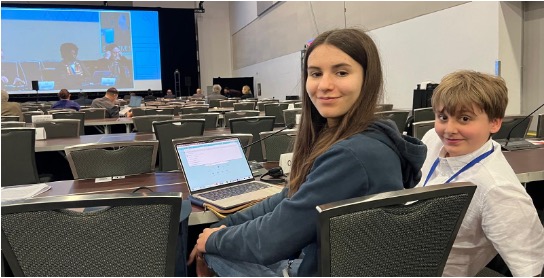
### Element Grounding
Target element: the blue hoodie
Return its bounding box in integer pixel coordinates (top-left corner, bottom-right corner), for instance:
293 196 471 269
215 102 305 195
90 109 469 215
206 119 427 276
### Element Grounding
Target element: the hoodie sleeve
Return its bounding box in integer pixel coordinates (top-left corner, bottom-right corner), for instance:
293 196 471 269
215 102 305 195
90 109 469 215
205 143 373 265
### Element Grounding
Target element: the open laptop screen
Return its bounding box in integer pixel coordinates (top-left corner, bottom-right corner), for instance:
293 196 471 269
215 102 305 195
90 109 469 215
176 138 253 191
128 95 142 107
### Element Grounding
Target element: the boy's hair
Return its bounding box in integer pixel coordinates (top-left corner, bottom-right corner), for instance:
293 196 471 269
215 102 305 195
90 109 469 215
432 70 508 120
58 89 70 99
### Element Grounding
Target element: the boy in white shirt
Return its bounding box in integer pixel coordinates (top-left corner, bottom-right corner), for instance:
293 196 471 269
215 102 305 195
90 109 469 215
417 70 544 277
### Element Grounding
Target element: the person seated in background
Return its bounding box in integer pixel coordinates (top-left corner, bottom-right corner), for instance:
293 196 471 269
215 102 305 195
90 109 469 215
91 87 131 118
417 70 544 277
56 42 89 89
1 49 26 89
1 89 23 121
51 89 80 111
164 89 176 99
192 88 205 99
223 87 241 98
207 84 226 101
74 91 92 105
240 85 254 99
144 89 156 101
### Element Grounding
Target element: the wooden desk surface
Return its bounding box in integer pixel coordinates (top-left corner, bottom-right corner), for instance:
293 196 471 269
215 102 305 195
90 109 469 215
503 147 544 183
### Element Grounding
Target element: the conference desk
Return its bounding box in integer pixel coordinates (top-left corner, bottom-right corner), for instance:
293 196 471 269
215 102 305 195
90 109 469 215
503 147 544 183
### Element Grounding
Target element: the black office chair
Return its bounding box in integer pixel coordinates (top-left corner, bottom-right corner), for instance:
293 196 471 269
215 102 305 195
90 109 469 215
34 119 80 139
153 119 205 172
172 133 254 160
317 182 476 277
22 111 44 123
375 110 410 133
223 110 260 127
1 121 26 128
208 99 222 108
283 108 302 128
229 116 275 162
80 108 106 120
233 102 255 111
180 106 208 115
180 113 219 129
132 115 174 133
412 120 435 140
492 115 532 140
264 103 289 126
413 107 435 122
376 104 394 112
51 111 85 135
1 192 182 276
259 129 297 162
1 116 20 122
1 128 40 186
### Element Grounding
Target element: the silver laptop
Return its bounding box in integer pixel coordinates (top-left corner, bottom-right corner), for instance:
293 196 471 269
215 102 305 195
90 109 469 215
175 138 283 209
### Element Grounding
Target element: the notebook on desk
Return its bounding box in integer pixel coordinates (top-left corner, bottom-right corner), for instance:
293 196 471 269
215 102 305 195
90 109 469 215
119 96 143 116
174 138 283 209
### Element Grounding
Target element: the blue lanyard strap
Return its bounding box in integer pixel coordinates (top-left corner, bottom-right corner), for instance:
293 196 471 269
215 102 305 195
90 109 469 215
423 145 494 187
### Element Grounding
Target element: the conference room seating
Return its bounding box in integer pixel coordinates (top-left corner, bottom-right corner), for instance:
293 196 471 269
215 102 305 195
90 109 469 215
413 107 435 122
412 120 435 140
34 119 80 139
257 100 279 111
294 102 302 108
219 100 237 108
229 116 275 162
376 103 394 112
1 116 20 122
180 112 219 129
317 182 476 276
259 129 297 162
208 99 222 108
264 103 289 126
1 128 40 186
180 106 208 115
131 107 147 117
153 107 175 115
1 121 26 128
65 141 159 179
22 110 44 123
51 111 85 135
153 119 206 172
375 110 410 133
172 133 254 160
537 113 544 138
283 108 302 128
132 115 174 133
492 115 532 140
1 192 182 276
233 102 256 111
80 108 106 119
223 110 260 127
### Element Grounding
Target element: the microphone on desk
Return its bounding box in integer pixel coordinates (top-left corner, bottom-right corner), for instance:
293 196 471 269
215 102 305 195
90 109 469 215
500 102 544 151
242 123 296 150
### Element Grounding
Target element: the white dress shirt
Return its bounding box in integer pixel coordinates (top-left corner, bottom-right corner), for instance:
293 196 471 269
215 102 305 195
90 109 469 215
417 129 544 277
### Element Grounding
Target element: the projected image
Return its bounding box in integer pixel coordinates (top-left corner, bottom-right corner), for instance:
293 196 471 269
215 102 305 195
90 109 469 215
1 7 161 94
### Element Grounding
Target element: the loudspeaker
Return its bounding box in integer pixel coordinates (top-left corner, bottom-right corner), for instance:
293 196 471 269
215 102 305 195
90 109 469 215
184 76 191 86
31 80 39 91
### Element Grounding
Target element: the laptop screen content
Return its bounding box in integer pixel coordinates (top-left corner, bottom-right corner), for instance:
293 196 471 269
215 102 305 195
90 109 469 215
128 95 142 107
176 138 253 191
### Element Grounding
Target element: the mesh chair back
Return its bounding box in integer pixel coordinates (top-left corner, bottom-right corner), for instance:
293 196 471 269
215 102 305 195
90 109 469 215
219 100 237 108
153 119 205 171
376 110 410 133
153 107 175 115
131 107 147 117
224 110 260 127
264 103 289 125
376 104 394 112
34 119 80 139
259 130 297 161
257 100 279 111
1 121 26 128
318 182 476 277
492 115 533 140
294 102 302 108
52 111 85 135
80 108 106 119
208 99 222 108
1 128 40 186
132 115 174 133
22 111 44 123
180 113 219 129
64 141 159 179
1 192 182 277
233 102 255 111
413 107 435 122
537 114 544 138
1 116 20 122
180 106 208 114
172 133 253 160
413 120 435 140
229 116 275 162
283 108 302 128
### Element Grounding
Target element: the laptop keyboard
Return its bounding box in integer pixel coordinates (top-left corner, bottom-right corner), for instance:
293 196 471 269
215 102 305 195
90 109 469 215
199 182 269 201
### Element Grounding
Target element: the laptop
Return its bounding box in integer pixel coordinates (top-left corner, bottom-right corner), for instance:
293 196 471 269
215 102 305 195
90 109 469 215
175 138 283 209
119 95 143 116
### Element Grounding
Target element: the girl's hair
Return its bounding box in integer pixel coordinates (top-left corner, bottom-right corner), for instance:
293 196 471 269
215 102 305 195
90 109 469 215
288 28 384 197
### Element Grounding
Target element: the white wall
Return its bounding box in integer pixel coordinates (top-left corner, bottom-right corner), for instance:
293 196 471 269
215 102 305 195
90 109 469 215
499 2 523 115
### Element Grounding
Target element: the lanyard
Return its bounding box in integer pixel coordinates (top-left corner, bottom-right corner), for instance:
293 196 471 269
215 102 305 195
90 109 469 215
423 145 494 187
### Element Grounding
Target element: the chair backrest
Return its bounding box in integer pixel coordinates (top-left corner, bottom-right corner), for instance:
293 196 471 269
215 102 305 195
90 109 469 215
219 100 237 108
257 100 280 111
152 107 175 115
413 107 435 122
132 115 174 133
375 110 410 133
317 182 476 277
80 108 106 120
34 119 80 139
229 116 275 162
52 111 85 135
153 119 206 171
283 108 302 128
180 106 208 115
1 128 40 186
223 110 260 127
1 192 181 277
259 129 297 161
492 115 533 140
131 107 147 117
294 102 302 108
172 133 253 160
208 99 222 108
537 113 544 138
1 121 26 128
64 141 159 179
22 111 44 123
376 103 394 112
233 102 255 111
180 113 219 129
264 103 289 125
1 116 20 122
412 120 435 140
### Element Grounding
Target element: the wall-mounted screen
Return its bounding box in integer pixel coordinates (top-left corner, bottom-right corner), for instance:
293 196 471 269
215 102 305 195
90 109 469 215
1 6 162 94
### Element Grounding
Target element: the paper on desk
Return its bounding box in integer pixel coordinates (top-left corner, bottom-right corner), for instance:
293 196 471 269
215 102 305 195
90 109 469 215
1 183 51 202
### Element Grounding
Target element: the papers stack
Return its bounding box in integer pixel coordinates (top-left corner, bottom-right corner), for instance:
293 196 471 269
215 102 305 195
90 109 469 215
1 183 51 203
